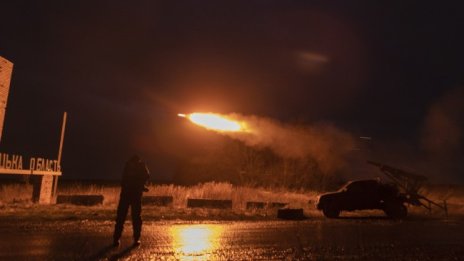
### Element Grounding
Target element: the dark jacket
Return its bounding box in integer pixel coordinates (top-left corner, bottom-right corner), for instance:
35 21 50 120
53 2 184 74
121 157 150 195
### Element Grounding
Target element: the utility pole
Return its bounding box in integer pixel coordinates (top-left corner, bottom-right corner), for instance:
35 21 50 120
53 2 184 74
52 112 67 200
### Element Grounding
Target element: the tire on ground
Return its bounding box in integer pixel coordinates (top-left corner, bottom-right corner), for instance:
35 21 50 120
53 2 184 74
322 204 340 218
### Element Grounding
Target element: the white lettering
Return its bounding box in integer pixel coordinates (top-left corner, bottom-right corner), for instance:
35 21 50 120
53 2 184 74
30 158 36 170
45 159 51 171
6 156 12 169
0 153 4 168
2 154 7 168
53 160 59 172
11 155 18 169
0 153 58 172
37 158 43 171
18 156 23 169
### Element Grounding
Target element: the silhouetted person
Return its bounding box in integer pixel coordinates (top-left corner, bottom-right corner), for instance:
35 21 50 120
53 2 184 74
113 155 150 247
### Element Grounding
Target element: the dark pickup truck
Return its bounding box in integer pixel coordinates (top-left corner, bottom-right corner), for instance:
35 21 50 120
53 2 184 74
316 179 408 219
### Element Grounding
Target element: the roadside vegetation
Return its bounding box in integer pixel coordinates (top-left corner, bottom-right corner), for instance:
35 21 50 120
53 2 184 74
0 181 461 221
0 182 317 221
54 181 317 209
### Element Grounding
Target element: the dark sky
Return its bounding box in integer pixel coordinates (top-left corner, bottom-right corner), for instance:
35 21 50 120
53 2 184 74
1 1 463 181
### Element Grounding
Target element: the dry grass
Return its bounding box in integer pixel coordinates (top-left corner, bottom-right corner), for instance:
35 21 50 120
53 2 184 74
144 182 317 209
57 184 120 205
0 181 318 221
2 181 463 220
0 181 316 210
0 183 33 205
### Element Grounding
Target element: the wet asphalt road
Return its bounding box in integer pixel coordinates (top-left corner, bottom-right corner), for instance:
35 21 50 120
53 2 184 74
1 217 464 260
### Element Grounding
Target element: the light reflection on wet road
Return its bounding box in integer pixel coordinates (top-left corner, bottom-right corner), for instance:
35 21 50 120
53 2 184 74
169 224 224 259
1 218 464 260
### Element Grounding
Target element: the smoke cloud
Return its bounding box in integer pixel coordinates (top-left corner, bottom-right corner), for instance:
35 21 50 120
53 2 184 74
421 87 464 156
223 114 355 174
419 87 464 182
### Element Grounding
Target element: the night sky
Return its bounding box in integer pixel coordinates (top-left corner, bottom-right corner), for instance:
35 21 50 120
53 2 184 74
1 1 463 182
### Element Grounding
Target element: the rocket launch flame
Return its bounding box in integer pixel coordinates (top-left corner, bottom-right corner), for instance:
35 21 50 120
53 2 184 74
178 113 243 132
177 112 355 174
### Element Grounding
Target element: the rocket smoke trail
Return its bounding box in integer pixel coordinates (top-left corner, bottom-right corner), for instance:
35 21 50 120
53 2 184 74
180 113 355 173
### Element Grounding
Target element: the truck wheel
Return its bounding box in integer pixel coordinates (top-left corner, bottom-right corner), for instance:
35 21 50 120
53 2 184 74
384 203 407 219
322 205 340 218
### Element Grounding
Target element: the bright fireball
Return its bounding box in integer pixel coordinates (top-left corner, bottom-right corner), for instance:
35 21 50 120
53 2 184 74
178 113 243 132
